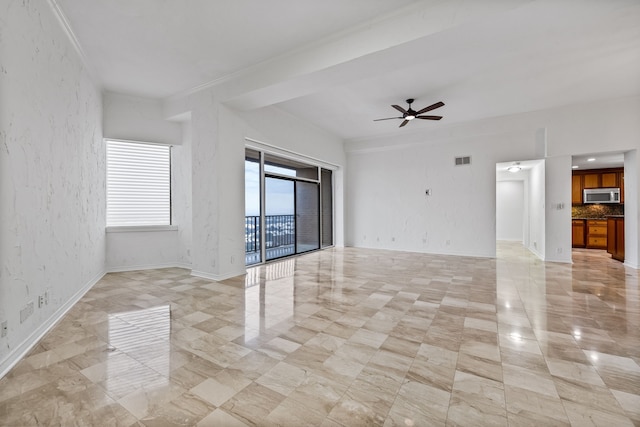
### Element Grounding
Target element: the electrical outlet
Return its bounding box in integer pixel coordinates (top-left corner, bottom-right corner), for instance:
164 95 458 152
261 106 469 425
1 321 7 337
38 295 45 308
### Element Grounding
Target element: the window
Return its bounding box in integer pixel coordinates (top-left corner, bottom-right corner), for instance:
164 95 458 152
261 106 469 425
106 140 171 227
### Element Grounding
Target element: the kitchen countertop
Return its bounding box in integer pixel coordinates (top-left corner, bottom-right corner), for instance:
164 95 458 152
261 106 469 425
572 216 624 220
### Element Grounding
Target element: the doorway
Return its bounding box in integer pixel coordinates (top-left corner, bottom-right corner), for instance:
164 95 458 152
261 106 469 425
496 159 544 257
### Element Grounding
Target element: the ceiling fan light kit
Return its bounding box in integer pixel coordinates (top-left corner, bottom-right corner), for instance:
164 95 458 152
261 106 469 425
374 98 444 127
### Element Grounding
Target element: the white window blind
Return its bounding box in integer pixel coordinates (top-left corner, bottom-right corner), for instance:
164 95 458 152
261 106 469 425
106 140 171 226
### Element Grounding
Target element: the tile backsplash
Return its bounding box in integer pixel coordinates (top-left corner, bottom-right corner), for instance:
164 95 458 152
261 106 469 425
572 204 624 218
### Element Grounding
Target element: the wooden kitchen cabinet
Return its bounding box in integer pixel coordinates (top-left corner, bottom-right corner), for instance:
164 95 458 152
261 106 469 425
601 172 618 187
571 175 583 204
583 173 600 189
572 219 586 248
607 217 624 262
620 172 624 204
586 220 607 249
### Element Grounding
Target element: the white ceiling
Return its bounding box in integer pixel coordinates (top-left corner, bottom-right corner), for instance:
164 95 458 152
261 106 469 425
496 159 542 182
55 0 640 141
572 153 625 170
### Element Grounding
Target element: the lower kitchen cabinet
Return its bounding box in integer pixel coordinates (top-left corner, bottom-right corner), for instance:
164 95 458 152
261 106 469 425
607 217 624 262
586 220 607 249
572 219 586 248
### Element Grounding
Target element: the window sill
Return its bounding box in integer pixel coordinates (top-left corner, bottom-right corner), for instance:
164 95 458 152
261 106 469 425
106 225 179 233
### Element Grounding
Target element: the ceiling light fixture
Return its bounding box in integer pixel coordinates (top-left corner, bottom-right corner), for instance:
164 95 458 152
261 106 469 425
507 162 521 173
406 115 415 120
587 158 596 162
572 165 579 169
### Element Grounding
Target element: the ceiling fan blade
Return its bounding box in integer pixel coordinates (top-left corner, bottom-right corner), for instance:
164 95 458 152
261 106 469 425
392 105 408 114
415 101 444 115
416 115 443 120
373 117 403 121
399 120 409 127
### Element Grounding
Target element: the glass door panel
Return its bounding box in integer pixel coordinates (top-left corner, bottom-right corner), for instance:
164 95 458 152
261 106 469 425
321 168 333 247
265 177 295 260
245 149 261 265
295 181 320 254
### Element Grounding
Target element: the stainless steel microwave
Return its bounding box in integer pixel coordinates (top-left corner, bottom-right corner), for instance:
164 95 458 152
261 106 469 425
583 188 621 204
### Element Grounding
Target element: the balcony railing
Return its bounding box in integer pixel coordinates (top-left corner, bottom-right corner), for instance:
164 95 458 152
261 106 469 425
245 215 295 253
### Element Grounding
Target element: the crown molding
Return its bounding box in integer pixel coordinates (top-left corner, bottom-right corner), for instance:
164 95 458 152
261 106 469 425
46 0 100 85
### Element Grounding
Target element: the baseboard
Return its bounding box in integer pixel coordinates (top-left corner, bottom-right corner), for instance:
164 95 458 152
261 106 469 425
0 270 105 379
191 269 246 282
106 262 191 273
527 246 544 260
348 244 495 259
623 260 639 269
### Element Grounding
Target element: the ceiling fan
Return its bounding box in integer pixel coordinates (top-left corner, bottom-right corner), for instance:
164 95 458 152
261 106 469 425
374 98 444 127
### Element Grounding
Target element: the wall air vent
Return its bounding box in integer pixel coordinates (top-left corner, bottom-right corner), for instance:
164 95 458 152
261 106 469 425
455 156 471 166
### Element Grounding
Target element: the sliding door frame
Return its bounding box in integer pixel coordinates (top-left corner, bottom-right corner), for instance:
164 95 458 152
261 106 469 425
246 143 334 266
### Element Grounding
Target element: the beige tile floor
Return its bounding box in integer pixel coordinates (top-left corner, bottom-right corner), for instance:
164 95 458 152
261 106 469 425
1 242 639 426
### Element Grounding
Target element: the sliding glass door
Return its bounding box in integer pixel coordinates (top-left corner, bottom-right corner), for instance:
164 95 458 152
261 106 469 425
295 181 320 254
245 148 333 265
265 177 295 260
321 168 333 248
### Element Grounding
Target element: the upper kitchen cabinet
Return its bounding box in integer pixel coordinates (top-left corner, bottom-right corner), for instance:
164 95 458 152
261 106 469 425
601 172 618 187
583 173 600 188
571 175 583 204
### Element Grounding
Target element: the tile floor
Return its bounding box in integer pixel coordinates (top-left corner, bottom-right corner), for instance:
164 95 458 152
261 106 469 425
1 242 639 426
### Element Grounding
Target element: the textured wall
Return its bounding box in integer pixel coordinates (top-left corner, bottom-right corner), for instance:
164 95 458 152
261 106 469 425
346 129 539 258
497 181 525 241
106 230 178 271
0 0 105 373
173 121 193 268
103 91 182 145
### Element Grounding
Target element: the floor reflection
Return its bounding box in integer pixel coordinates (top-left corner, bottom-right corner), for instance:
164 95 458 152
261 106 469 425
105 305 171 396
245 260 296 341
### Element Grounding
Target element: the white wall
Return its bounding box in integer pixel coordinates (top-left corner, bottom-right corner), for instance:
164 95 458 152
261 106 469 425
528 162 546 259
0 1 106 375
106 230 178 271
173 121 193 268
544 155 572 263
346 129 539 257
496 181 524 241
103 91 182 145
